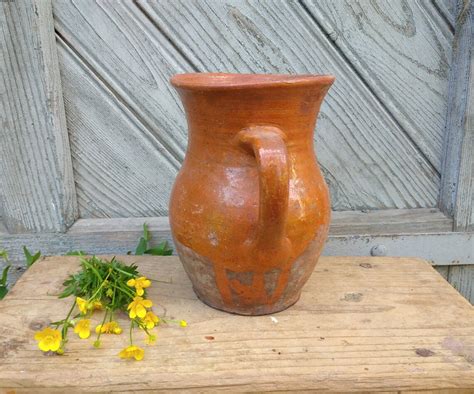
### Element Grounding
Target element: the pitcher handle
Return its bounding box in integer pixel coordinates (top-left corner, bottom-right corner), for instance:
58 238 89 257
238 126 291 252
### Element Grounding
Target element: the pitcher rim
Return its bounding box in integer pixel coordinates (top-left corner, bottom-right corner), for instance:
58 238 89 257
171 73 336 90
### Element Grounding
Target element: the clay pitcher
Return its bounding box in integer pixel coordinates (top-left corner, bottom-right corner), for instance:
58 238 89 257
170 73 335 315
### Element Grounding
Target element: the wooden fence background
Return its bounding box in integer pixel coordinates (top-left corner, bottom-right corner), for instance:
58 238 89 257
0 1 473 300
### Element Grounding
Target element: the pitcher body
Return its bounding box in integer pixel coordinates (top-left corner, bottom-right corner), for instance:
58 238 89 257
170 73 335 315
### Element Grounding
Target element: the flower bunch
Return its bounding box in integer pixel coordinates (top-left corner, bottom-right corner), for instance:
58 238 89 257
33 256 186 360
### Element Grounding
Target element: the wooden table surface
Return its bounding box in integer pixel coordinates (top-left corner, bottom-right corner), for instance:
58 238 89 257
0 256 473 393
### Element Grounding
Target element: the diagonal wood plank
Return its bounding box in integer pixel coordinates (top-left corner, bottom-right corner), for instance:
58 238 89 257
433 0 457 28
136 0 440 211
54 0 190 162
302 0 452 170
57 38 177 217
53 0 440 213
53 0 193 217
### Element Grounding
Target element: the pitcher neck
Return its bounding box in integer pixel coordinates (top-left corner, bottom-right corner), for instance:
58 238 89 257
172 73 334 140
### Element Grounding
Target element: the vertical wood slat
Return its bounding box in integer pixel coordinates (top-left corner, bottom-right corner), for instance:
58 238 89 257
439 0 473 231
0 0 77 233
448 265 474 303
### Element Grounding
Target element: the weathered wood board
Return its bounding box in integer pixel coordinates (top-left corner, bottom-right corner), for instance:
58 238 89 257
0 0 77 232
302 0 452 169
0 256 473 392
439 0 474 231
449 265 474 303
52 0 443 215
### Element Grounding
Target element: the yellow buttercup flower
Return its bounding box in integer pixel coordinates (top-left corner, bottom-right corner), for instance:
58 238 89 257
119 345 145 361
95 321 122 335
142 311 159 330
74 319 91 339
34 327 62 352
127 276 151 296
92 300 103 310
76 297 89 314
127 296 152 319
180 320 188 327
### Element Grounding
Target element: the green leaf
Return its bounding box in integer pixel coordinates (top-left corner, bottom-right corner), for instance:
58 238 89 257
134 223 152 255
23 246 41 268
0 286 7 300
1 265 10 286
135 238 147 255
145 241 173 256
0 249 8 261
65 251 86 256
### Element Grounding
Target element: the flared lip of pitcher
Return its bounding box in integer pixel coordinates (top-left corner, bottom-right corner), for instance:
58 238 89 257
171 73 336 91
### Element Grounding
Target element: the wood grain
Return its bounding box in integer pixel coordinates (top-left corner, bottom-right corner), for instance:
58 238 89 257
0 255 473 392
53 0 440 213
0 0 77 232
137 0 440 211
449 264 474 303
56 37 177 218
440 0 474 231
433 0 457 28
302 0 452 170
53 0 190 217
329 208 452 235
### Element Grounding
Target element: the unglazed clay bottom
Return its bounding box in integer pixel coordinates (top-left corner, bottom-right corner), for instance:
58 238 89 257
174 230 328 315
169 73 335 315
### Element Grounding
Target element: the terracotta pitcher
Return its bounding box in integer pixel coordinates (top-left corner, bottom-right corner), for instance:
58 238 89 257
170 73 335 315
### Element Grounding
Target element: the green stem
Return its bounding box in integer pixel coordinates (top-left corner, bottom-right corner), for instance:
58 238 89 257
96 308 109 343
89 270 112 300
61 299 77 342
114 267 134 277
129 320 134 345
110 282 135 298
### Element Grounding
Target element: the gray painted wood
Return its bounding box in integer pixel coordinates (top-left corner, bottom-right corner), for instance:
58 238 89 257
0 219 7 235
448 265 474 303
329 208 452 235
0 0 77 232
139 0 440 211
0 212 471 264
302 0 452 170
56 37 177 217
433 0 457 28
439 0 473 231
53 0 191 218
435 265 450 280
52 0 440 214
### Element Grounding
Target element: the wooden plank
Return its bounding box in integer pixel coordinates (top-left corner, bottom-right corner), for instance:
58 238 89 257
55 0 440 212
53 0 189 218
56 37 177 218
139 0 440 210
0 0 77 232
440 0 474 231
433 0 457 29
436 265 450 280
1 256 473 392
449 265 474 304
302 0 452 169
324 232 473 265
0 219 7 235
329 208 452 235
0 211 471 265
